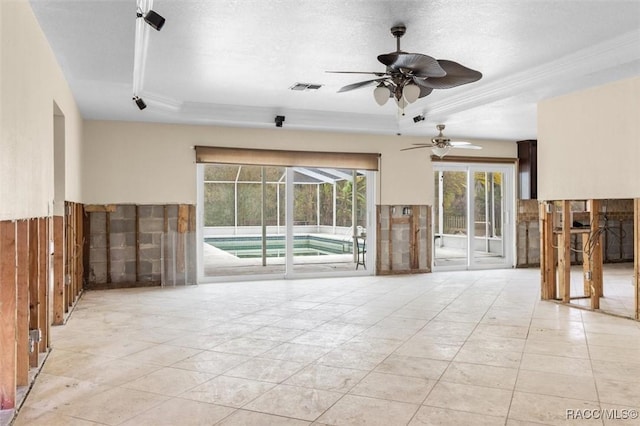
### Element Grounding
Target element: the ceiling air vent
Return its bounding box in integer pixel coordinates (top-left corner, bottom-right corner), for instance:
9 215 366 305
290 83 323 91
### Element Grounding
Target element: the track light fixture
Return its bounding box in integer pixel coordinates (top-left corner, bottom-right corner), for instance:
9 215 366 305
275 115 285 128
413 114 425 123
133 96 147 110
136 9 165 31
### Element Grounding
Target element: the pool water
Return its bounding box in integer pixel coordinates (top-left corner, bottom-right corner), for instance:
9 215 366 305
205 235 352 258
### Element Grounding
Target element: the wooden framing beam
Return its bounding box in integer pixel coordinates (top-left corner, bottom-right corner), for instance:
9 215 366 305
0 220 17 410
76 203 83 299
38 218 48 351
84 204 116 213
28 220 40 367
16 221 29 386
540 202 557 300
52 216 64 325
557 200 571 303
590 200 604 299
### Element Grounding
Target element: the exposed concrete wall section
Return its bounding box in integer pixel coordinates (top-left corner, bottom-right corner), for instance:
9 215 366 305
87 204 195 288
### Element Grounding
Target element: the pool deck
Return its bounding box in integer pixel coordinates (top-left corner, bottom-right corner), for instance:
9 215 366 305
203 233 361 276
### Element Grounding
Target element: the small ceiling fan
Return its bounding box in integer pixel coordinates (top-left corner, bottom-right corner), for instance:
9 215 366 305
327 24 482 109
401 124 482 157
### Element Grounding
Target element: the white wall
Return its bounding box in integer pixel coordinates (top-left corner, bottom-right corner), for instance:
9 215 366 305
83 120 516 206
0 0 83 221
538 76 640 200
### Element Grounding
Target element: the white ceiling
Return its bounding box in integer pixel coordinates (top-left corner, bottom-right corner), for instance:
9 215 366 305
30 0 640 142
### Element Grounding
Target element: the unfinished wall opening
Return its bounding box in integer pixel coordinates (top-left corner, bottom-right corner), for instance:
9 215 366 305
539 199 638 320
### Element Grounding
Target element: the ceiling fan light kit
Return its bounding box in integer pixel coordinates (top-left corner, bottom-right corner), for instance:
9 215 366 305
401 124 482 158
330 24 482 114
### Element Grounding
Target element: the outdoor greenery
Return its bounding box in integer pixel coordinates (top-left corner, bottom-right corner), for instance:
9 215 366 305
434 170 503 236
204 164 366 229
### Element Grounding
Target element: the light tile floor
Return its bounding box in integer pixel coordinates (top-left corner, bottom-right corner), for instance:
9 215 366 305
12 267 640 426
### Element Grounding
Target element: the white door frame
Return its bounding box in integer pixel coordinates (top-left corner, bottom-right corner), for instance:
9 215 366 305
432 162 516 271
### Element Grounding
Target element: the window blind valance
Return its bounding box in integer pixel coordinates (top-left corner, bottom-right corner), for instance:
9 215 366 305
195 146 380 171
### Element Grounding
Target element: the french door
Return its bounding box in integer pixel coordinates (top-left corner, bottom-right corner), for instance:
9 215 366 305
433 163 515 270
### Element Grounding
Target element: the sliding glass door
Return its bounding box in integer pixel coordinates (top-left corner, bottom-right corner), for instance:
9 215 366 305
433 163 514 270
198 163 374 279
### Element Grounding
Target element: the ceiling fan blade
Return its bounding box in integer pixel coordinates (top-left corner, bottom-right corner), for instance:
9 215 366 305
419 60 483 89
326 71 387 76
453 144 482 150
337 78 386 93
450 141 472 146
378 52 446 78
400 145 434 152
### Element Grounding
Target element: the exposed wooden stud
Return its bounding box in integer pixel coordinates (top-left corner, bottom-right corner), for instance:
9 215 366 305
16 221 30 386
634 198 640 320
28 220 40 367
38 218 48 351
76 203 84 298
539 202 557 300
0 220 17 410
539 202 548 299
52 215 65 325
590 200 603 299
84 204 116 213
582 232 598 309
82 208 90 290
66 205 72 309
176 205 189 274
557 200 571 303
177 204 189 234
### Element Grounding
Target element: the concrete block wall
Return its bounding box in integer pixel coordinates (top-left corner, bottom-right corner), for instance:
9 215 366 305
110 205 136 283
137 205 164 282
377 205 431 274
86 204 195 288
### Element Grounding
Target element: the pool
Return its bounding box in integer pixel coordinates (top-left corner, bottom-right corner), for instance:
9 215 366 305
205 235 353 258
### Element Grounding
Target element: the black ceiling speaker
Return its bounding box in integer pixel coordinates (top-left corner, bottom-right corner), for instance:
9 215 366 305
275 115 285 127
142 10 165 31
133 96 147 110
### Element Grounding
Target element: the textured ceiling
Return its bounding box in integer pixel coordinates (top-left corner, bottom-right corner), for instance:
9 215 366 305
30 0 640 142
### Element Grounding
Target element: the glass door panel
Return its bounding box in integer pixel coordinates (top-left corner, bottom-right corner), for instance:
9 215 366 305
292 168 366 273
471 170 506 267
433 164 513 270
434 170 468 268
203 164 285 277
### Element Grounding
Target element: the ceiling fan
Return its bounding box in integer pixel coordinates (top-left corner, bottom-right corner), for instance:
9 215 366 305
327 24 482 109
401 124 482 157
